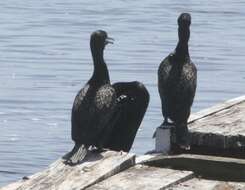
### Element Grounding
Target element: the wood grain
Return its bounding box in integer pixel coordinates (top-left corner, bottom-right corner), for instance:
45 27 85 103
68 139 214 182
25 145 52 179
166 178 245 190
0 151 135 190
87 165 193 190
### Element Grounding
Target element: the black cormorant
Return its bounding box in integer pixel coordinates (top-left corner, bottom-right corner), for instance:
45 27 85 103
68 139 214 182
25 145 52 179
104 81 149 152
158 13 197 149
65 30 116 165
65 30 150 165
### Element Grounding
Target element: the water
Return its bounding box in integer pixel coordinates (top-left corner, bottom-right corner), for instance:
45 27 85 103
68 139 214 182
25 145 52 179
0 0 245 186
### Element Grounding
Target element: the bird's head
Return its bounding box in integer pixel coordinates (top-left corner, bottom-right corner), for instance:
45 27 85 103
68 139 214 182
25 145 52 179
90 30 114 51
178 13 191 28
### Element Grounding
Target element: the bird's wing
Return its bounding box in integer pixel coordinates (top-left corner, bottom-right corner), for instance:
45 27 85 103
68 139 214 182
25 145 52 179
103 82 149 152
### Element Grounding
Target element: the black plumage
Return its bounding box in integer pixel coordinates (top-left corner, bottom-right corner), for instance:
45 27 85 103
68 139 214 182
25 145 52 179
65 30 150 165
104 81 149 152
65 30 116 165
158 13 197 149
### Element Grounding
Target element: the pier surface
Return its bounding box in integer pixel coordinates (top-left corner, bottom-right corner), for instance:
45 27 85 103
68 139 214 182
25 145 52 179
189 95 245 152
0 151 135 190
166 178 245 190
1 95 245 189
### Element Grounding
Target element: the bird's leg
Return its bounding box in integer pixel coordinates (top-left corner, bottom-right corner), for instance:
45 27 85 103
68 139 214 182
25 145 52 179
160 99 175 128
158 116 175 130
160 117 175 128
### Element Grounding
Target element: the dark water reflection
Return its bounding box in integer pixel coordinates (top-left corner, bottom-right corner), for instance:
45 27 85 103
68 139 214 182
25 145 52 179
0 0 245 186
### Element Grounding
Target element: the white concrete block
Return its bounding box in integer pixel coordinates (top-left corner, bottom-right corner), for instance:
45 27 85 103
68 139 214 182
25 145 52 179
155 126 171 153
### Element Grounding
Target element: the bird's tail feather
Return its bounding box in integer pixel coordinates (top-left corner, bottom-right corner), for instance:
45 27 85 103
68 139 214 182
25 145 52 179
64 144 88 165
175 123 190 150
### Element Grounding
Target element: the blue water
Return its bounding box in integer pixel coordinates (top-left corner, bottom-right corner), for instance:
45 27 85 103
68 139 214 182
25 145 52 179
1 0 245 186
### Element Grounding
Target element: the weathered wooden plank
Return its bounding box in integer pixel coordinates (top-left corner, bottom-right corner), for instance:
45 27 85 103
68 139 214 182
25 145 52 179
86 164 194 190
143 154 245 181
0 151 135 190
152 96 245 154
189 102 245 134
186 96 245 152
166 178 245 190
136 154 160 164
188 95 245 123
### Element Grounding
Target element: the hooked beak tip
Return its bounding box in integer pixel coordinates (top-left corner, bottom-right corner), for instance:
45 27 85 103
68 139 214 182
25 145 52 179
106 37 114 44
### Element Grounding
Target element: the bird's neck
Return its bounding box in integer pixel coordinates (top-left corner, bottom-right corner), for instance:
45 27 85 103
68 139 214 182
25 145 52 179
175 41 189 62
90 47 110 84
174 27 190 63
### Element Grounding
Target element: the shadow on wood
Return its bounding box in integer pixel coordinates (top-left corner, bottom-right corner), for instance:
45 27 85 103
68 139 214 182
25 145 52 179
143 154 245 182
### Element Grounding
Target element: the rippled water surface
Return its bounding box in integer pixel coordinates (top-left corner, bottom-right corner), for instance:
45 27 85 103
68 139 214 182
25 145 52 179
1 0 245 186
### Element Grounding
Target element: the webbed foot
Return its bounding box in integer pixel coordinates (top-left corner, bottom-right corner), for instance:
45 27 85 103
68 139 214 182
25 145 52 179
161 120 175 128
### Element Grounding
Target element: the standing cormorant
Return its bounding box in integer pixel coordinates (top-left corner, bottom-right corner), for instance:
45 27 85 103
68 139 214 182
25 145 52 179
157 13 197 149
65 30 116 165
104 81 149 152
65 30 150 165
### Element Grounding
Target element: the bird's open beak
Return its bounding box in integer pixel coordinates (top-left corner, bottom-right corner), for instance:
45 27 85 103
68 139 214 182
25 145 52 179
105 37 114 45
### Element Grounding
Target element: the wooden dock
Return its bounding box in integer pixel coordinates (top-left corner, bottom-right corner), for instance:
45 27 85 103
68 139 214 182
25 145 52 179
188 95 245 156
1 95 245 190
165 178 245 190
0 151 135 190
